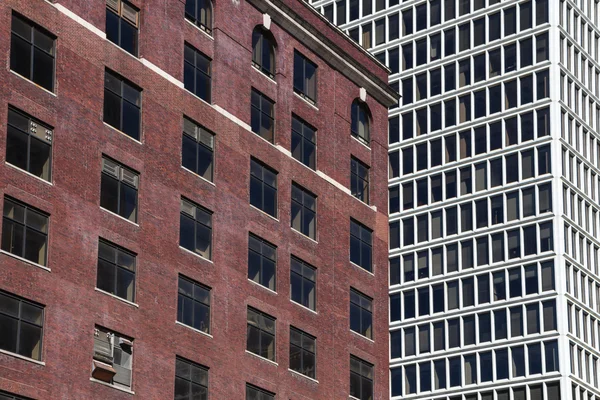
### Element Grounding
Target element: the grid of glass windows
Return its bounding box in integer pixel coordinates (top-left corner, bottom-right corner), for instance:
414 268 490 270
250 158 277 217
103 69 141 140
174 357 208 400
96 239 136 302
185 0 213 34
247 307 276 361
177 275 211 334
251 89 275 142
291 115 316 170
100 157 139 222
6 107 52 181
0 291 44 361
289 327 316 379
180 197 212 259
350 288 373 339
248 234 277 291
10 13 55 92
184 43 212 103
290 256 317 310
106 0 139 56
291 183 316 239
182 116 214 182
2 197 48 266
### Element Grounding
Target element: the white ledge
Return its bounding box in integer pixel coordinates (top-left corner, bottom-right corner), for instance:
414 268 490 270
175 320 213 338
179 246 214 264
289 368 319 383
4 162 53 186
0 348 45 365
245 350 278 366
100 207 139 227
141 58 184 88
52 3 106 38
95 288 139 308
0 250 50 272
181 166 216 186
90 378 135 395
10 70 57 97
248 278 278 294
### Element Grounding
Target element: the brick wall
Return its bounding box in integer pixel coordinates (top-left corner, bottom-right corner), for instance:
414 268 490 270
0 0 392 398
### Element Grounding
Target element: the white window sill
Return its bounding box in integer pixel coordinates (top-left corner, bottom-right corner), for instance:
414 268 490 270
106 39 139 61
100 207 139 227
95 288 139 308
10 70 57 97
175 320 213 338
349 261 375 277
350 329 374 343
184 18 214 41
245 350 278 366
351 135 371 150
90 378 134 395
179 246 214 264
252 65 277 84
291 227 318 244
249 204 279 222
293 91 319 111
0 250 50 272
102 122 143 145
289 368 319 383
290 299 318 315
248 278 278 294
5 162 53 186
0 348 45 365
181 166 216 187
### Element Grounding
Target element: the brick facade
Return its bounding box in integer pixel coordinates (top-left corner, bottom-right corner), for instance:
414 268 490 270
0 0 395 398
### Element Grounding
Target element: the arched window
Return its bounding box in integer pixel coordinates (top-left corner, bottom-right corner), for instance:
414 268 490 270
351 100 370 144
252 27 276 78
185 0 213 34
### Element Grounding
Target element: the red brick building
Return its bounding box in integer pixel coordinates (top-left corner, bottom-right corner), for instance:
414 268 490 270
0 0 396 399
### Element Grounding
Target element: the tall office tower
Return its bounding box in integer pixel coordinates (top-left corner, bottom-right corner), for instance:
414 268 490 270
0 0 397 398
310 0 600 398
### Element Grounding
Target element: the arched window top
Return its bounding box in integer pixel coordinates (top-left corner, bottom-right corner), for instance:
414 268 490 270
185 0 213 34
252 26 276 79
351 99 371 144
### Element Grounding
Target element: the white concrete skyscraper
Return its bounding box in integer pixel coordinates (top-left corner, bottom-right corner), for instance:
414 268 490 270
310 0 600 398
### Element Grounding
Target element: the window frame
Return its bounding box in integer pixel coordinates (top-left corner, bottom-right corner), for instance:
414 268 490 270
290 256 317 311
179 197 213 260
103 69 142 140
350 219 373 272
246 307 276 361
249 158 278 218
0 290 44 361
291 114 316 170
250 89 275 142
182 116 215 182
252 27 276 79
291 183 317 240
6 106 53 182
351 100 371 145
350 355 374 400
1 196 49 266
351 157 370 204
174 356 209 400
293 50 318 104
100 156 139 222
184 43 212 103
350 288 373 339
96 239 136 302
177 275 211 334
289 326 316 379
106 0 139 56
248 234 277 291
10 13 56 92
185 0 213 34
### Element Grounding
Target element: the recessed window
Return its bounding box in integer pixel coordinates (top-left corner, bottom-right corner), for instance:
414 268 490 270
246 307 276 361
6 107 52 181
2 197 48 266
248 234 276 291
246 384 274 400
351 100 370 144
251 89 275 142
291 115 316 170
100 157 139 222
289 327 316 379
103 70 141 140
350 355 373 400
185 0 212 34
293 51 317 103
106 0 139 56
177 275 211 333
0 291 43 361
351 157 370 203
180 116 215 180
92 326 133 389
350 288 373 339
290 256 316 310
174 357 208 400
291 183 316 239
10 13 55 92
250 159 277 217
350 219 373 272
97 240 136 302
252 27 276 78
184 43 211 103
180 198 212 259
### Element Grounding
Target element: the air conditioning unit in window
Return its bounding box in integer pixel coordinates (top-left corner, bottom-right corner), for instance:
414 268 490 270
92 359 117 383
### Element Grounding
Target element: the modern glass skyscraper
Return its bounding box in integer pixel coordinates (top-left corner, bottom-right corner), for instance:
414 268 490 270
310 0 600 398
